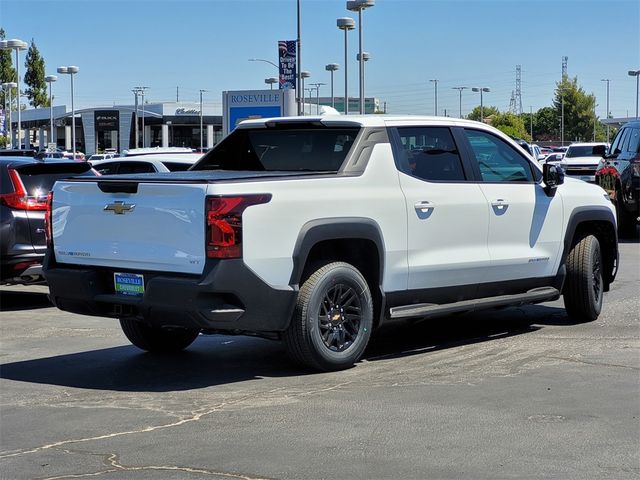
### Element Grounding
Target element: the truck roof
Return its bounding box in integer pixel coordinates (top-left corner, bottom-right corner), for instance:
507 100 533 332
236 115 493 130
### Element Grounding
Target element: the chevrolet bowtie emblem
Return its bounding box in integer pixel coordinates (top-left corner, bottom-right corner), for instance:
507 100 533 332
104 201 136 214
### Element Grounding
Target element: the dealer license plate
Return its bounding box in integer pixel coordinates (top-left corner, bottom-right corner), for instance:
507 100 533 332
114 272 145 297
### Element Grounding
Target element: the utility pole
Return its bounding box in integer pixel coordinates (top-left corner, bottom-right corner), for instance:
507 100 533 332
199 89 208 152
452 87 467 118
134 86 149 148
132 89 139 148
176 86 179 102
297 0 302 116
601 79 610 142
530 105 533 141
429 79 438 115
309 83 325 114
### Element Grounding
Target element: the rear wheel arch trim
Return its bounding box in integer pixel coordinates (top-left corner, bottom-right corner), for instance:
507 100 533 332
289 217 385 288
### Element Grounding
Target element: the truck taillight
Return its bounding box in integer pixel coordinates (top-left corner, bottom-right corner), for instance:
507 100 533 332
0 168 48 211
206 194 271 259
45 191 54 247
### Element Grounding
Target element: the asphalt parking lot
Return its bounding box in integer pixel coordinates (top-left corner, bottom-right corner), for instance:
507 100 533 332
1 241 638 480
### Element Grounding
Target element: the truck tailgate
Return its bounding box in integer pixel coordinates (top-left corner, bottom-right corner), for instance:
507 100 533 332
52 180 208 275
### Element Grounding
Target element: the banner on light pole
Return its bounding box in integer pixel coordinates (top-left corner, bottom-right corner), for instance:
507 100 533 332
278 40 297 90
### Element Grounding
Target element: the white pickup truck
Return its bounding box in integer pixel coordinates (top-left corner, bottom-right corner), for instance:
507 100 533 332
43 116 619 371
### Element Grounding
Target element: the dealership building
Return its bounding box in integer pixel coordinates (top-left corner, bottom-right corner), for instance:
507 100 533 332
4 102 224 155
3 93 381 155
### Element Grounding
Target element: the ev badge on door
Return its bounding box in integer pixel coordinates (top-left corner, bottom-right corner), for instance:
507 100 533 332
104 201 136 214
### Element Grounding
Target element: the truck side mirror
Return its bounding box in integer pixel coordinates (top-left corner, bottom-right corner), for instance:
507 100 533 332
543 163 564 196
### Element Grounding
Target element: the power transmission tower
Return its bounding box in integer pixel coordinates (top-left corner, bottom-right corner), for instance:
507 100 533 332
509 90 517 114
508 65 523 114
515 65 522 114
562 56 568 80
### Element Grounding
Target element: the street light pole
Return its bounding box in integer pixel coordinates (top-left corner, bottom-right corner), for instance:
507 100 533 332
134 86 149 148
300 71 310 115
264 77 278 90
472 87 490 122
429 79 438 115
2 82 17 148
248 58 279 69
45 75 57 145
297 0 302 116
561 94 565 146
199 89 208 152
310 83 326 114
132 89 139 148
600 79 610 142
356 52 370 113
452 87 467 118
58 66 79 158
530 105 533 141
325 64 339 109
347 0 374 115
337 17 356 115
629 70 640 119
2 39 28 149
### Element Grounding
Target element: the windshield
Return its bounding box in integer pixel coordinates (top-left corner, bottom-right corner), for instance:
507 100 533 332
191 127 360 172
565 145 604 158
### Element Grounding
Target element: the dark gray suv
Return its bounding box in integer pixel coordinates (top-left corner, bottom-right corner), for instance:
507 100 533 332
0 156 97 284
596 121 640 237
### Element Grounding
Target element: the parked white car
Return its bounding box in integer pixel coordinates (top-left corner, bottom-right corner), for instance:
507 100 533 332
90 153 203 175
559 142 608 182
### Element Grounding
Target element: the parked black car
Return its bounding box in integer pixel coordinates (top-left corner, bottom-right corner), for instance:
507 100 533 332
0 157 97 285
596 120 640 237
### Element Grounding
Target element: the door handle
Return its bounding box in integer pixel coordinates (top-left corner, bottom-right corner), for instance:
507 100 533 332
491 199 509 209
414 201 435 212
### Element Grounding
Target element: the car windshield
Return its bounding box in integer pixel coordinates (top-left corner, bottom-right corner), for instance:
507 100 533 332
565 145 603 158
192 126 360 172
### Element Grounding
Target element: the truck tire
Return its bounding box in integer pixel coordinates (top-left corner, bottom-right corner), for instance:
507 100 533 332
283 261 373 371
119 319 200 353
563 234 603 322
615 188 638 238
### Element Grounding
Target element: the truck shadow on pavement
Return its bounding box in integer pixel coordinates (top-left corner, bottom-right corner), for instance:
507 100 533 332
0 290 52 312
0 303 572 392
364 304 571 361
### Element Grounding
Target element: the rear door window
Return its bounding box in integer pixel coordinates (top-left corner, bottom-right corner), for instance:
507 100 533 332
611 128 630 155
626 128 640 153
393 126 466 181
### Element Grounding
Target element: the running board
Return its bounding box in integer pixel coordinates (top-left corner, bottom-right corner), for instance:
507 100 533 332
389 287 560 320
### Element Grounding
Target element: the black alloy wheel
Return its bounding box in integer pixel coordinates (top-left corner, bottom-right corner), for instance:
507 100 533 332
283 261 373 371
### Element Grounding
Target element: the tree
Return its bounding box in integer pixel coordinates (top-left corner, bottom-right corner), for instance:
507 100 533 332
491 112 530 141
23 39 48 108
533 106 558 141
553 77 597 143
0 28 17 107
466 105 499 122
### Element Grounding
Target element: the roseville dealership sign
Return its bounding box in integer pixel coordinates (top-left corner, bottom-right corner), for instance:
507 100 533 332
222 89 296 135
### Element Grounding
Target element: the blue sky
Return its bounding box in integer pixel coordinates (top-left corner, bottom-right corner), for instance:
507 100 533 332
3 0 639 118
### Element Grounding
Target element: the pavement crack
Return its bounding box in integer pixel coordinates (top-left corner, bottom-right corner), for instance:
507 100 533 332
38 450 271 480
547 356 640 370
0 383 351 461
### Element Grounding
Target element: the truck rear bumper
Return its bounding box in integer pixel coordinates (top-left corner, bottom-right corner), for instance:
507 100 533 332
44 255 297 334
